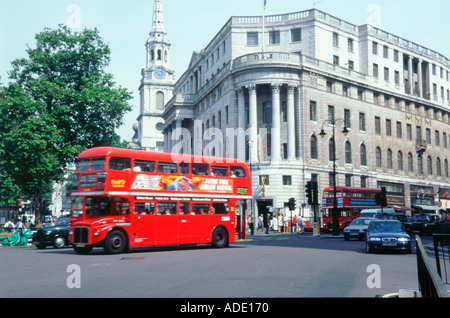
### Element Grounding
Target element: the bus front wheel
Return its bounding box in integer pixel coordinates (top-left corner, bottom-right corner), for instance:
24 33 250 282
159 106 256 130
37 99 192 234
104 230 127 254
211 228 228 248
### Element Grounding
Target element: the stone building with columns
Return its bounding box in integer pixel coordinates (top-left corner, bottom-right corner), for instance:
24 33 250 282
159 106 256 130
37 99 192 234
158 8 450 220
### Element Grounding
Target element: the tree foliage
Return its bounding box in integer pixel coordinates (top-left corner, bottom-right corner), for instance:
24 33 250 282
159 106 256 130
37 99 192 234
0 25 133 224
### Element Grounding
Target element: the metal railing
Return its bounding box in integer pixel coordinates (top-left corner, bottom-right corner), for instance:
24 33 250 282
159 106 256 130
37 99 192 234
416 236 449 297
433 234 450 285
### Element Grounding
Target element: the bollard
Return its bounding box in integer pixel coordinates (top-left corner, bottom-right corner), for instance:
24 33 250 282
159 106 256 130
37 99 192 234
313 222 320 237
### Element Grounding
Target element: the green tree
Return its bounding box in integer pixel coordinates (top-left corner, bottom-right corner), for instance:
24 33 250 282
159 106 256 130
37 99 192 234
0 25 132 226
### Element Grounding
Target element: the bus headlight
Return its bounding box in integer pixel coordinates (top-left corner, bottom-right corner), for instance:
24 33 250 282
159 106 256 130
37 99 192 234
94 230 99 236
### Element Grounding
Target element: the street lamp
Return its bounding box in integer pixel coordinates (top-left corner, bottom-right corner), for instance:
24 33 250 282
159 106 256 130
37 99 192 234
319 118 349 236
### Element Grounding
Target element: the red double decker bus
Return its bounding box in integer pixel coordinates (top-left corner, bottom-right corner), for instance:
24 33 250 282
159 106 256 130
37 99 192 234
321 186 382 231
68 147 252 254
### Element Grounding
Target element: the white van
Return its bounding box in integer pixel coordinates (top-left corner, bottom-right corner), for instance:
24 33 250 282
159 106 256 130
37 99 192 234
359 208 395 218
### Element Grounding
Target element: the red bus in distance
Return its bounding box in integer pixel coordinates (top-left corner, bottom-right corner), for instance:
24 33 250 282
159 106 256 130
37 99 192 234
68 147 252 254
321 186 382 231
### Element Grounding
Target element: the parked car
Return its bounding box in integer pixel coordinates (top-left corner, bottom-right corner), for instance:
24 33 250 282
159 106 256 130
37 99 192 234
374 213 412 234
409 213 440 235
32 216 71 249
366 220 411 254
343 217 372 240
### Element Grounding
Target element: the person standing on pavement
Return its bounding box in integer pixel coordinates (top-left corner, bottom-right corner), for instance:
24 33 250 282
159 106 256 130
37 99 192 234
283 213 288 233
292 215 297 233
297 215 304 234
277 213 283 233
248 213 254 235
265 213 271 234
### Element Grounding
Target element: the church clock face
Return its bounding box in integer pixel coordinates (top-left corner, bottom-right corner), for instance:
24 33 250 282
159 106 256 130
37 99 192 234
154 68 166 80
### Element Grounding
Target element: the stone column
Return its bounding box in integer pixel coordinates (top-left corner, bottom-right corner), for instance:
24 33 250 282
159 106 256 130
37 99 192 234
271 83 282 162
408 55 413 94
418 59 423 98
237 87 246 161
287 85 296 160
247 84 258 163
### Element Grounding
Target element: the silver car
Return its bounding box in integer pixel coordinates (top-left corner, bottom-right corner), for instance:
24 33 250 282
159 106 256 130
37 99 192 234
343 217 373 240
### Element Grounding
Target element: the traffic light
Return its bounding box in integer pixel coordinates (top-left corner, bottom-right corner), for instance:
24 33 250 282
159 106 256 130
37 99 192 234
288 197 296 211
375 187 387 207
312 181 318 205
305 181 313 205
306 181 319 205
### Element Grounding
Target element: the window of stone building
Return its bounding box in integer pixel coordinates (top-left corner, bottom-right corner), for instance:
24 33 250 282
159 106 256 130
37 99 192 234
291 28 301 42
376 147 382 168
269 30 280 45
247 32 258 46
282 175 292 185
397 151 403 171
360 144 367 166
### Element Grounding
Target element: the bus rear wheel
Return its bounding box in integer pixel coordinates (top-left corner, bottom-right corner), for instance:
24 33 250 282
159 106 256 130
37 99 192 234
104 230 127 254
211 228 228 248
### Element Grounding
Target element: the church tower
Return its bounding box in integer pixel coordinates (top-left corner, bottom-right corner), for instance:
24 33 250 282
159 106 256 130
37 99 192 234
137 0 174 151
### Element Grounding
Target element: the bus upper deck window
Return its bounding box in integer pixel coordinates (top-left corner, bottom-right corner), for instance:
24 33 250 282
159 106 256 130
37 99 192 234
91 159 105 171
230 166 246 178
158 161 178 174
192 163 209 176
134 160 156 172
179 162 189 175
77 160 90 172
211 166 229 177
109 157 131 171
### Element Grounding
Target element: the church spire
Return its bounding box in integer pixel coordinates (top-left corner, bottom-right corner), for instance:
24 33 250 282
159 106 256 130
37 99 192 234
151 0 166 35
145 0 171 70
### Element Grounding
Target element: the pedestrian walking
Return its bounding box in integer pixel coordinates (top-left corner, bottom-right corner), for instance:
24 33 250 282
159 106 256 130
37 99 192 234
15 219 26 241
257 215 263 231
292 215 297 233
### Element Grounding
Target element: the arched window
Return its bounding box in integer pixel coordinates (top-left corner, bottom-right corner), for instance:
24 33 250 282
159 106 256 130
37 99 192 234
418 155 423 174
397 151 403 171
376 147 382 168
310 135 318 159
328 138 335 161
360 144 367 166
387 149 393 169
445 159 449 178
345 141 352 164
437 157 441 176
427 156 432 175
156 91 164 110
408 153 413 172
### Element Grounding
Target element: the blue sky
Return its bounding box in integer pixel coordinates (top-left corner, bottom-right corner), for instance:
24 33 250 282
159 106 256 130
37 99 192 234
1 0 449 141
